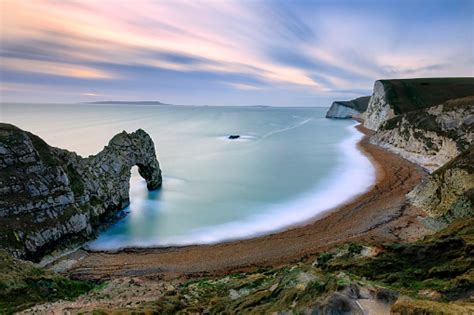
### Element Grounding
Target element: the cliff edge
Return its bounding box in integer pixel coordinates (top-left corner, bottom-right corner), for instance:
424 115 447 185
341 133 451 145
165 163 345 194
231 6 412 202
0 123 162 259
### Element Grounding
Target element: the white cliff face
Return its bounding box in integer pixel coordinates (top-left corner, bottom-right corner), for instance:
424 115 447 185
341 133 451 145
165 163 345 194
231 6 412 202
370 121 460 172
325 96 370 120
370 97 474 173
325 103 362 119
364 81 395 130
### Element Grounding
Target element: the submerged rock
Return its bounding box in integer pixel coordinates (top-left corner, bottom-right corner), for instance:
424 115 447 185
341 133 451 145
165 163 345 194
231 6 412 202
0 123 162 259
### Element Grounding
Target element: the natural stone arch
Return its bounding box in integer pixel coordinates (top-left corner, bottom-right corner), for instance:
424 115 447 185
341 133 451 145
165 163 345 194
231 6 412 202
0 123 162 259
85 129 162 210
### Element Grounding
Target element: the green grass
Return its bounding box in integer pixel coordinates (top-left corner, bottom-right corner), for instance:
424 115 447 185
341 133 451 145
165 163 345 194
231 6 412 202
0 250 98 313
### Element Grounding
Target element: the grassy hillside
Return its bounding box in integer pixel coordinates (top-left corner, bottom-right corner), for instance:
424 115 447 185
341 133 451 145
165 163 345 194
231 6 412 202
379 78 474 114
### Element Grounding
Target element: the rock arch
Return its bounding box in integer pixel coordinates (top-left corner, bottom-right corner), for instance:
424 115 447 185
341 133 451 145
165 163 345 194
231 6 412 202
0 124 162 259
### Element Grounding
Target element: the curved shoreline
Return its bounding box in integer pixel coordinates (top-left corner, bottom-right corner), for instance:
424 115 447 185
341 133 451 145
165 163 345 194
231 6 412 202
90 121 376 250
57 124 430 280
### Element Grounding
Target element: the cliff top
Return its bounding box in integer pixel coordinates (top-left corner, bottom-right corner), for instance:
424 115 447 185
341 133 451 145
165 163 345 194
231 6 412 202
378 77 474 114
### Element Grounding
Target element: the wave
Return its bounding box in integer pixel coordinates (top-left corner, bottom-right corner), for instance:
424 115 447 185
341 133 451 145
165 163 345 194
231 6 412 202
89 122 376 250
260 117 313 140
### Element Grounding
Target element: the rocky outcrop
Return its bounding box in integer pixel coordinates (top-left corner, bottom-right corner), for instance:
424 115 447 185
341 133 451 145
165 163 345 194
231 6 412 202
0 123 162 259
370 96 474 172
407 145 473 230
325 96 370 119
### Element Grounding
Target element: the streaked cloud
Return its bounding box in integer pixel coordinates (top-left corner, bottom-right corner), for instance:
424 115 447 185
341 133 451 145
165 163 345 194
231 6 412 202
0 0 472 105
228 83 265 91
2 57 116 79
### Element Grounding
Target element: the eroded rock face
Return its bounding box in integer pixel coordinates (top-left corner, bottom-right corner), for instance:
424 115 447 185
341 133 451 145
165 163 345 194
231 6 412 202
370 97 474 172
364 81 396 130
407 145 473 230
363 78 474 131
0 124 162 259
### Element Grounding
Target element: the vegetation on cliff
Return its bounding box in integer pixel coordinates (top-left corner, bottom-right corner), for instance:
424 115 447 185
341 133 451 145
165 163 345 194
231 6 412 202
379 96 473 152
371 96 473 171
363 77 474 131
379 78 474 115
0 250 97 313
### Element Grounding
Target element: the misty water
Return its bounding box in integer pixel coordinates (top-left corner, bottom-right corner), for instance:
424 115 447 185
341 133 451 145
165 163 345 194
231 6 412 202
1 103 375 249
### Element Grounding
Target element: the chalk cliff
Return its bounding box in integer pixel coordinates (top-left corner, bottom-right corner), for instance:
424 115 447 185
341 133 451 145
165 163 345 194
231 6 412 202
326 78 474 231
0 123 162 259
363 78 474 131
363 81 396 130
370 96 474 172
325 96 370 119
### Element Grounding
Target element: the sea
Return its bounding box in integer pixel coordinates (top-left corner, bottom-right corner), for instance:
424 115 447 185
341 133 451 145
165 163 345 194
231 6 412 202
0 103 375 250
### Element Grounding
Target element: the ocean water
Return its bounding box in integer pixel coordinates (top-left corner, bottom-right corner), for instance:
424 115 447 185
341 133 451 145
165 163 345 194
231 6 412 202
0 103 375 249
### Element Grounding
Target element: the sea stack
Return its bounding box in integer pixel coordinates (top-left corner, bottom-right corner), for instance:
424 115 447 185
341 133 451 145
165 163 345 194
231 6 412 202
0 123 162 259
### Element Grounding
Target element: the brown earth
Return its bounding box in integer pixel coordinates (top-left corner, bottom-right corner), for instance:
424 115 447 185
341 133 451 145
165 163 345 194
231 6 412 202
54 124 431 281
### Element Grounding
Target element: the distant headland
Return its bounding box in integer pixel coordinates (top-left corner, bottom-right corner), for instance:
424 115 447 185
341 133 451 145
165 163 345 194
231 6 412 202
85 101 169 105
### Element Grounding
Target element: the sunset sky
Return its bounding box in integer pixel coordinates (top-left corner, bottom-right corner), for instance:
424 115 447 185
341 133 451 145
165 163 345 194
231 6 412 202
1 0 473 106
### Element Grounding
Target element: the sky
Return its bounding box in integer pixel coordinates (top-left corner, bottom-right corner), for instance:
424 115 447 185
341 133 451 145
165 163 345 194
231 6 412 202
0 0 473 106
